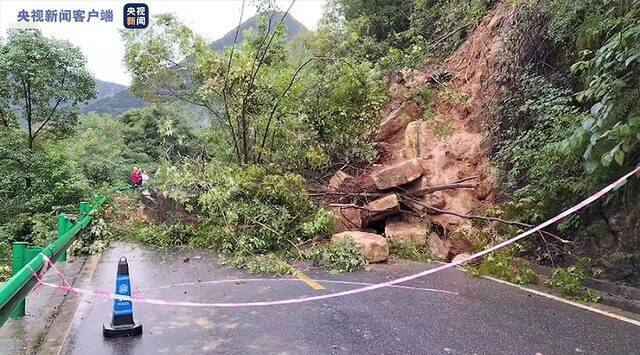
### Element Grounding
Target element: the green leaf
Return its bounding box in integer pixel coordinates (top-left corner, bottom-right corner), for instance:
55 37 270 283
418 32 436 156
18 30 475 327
582 117 595 130
590 103 603 117
614 150 625 165
601 152 613 167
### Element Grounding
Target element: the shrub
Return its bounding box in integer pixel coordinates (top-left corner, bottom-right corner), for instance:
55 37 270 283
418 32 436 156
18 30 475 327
492 71 590 225
154 162 319 255
389 241 433 262
305 239 367 274
247 254 295 275
546 265 602 303
470 248 537 284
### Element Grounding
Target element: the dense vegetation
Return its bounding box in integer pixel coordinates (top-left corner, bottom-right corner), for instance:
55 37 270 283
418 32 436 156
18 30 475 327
1 0 640 283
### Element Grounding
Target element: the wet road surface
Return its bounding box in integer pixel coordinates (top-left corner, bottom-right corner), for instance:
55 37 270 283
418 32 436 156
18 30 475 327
52 243 640 354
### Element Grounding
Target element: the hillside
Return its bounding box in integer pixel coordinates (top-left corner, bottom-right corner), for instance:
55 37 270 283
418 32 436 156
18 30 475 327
83 11 307 116
210 10 307 51
81 80 146 115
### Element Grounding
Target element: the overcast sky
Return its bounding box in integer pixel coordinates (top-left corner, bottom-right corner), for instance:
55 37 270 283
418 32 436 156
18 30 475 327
0 0 326 86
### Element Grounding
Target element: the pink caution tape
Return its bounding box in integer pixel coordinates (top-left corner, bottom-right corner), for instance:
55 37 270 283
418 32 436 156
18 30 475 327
36 166 640 308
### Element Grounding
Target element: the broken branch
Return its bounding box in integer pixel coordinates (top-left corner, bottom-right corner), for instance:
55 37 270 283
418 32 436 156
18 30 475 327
401 196 572 244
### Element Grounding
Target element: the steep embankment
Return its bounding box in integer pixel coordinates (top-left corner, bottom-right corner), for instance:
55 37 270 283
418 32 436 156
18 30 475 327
326 2 518 259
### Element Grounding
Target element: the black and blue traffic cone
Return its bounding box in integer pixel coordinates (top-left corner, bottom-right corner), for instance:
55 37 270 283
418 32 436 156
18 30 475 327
103 256 143 338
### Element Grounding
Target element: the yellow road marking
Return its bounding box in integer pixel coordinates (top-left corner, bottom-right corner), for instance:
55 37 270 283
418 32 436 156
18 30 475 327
294 271 325 290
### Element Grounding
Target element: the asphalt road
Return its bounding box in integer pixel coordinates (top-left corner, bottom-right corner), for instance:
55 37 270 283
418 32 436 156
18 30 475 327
47 243 640 354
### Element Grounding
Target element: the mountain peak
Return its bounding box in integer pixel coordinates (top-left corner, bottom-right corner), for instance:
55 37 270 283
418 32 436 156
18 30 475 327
210 11 307 52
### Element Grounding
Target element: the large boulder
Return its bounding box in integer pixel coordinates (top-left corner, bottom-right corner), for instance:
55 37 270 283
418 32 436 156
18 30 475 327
385 218 428 244
379 101 421 140
427 233 451 260
364 194 400 223
331 205 363 233
423 191 447 210
452 253 472 265
332 231 389 263
371 159 423 190
328 171 354 191
404 120 430 159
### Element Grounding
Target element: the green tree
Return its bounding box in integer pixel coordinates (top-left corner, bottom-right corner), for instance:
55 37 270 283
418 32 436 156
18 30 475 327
0 29 94 243
0 29 96 149
123 5 384 170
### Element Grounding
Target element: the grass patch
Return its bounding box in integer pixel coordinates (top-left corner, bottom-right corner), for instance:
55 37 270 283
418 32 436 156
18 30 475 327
546 265 602 303
434 119 454 137
390 241 433 262
438 84 469 104
469 248 537 285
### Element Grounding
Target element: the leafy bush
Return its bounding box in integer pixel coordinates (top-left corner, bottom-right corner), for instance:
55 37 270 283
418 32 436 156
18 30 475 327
305 239 367 274
125 222 195 250
154 162 321 255
470 248 537 284
546 265 602 303
389 241 433 262
218 252 295 275
0 242 11 281
569 23 640 173
69 215 112 256
492 72 590 225
301 208 336 239
246 254 295 275
331 0 489 68
69 115 132 185
0 265 11 282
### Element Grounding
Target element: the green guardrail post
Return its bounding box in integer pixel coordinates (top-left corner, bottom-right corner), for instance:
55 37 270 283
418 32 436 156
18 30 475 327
0 195 107 327
79 202 92 216
25 247 44 264
10 242 28 319
57 214 74 263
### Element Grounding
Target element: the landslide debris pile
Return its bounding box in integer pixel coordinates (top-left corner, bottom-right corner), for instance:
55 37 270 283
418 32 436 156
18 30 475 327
319 3 518 263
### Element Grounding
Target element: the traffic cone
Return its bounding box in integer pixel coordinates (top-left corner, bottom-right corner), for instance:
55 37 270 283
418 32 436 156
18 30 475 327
103 256 143 338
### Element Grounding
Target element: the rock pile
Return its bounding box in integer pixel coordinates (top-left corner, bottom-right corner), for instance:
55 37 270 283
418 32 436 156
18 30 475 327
325 74 495 262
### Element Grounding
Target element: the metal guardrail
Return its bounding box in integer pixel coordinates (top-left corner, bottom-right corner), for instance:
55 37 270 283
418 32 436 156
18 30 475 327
0 195 108 326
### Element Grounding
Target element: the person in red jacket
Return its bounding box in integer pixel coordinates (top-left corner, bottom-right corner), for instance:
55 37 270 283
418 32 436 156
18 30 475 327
130 167 143 187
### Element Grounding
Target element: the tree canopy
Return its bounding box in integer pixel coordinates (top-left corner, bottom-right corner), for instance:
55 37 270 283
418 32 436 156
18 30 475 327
0 29 96 148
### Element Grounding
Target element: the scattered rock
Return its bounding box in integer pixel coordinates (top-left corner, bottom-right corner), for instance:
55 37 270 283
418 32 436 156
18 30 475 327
137 205 155 223
423 191 446 210
451 253 471 265
385 218 428 244
371 159 423 190
427 233 451 260
473 179 492 200
379 101 421 140
331 205 363 233
364 194 400 223
332 231 389 263
328 171 354 191
406 175 432 193
404 120 430 159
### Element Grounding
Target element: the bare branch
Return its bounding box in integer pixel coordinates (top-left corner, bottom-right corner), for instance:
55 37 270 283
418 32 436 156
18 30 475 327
401 195 572 244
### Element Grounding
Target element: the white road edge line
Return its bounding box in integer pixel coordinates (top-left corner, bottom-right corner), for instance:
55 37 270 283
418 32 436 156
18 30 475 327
483 275 640 327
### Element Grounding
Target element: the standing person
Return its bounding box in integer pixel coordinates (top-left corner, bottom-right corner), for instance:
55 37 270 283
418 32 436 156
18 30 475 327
130 167 142 187
141 170 149 185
